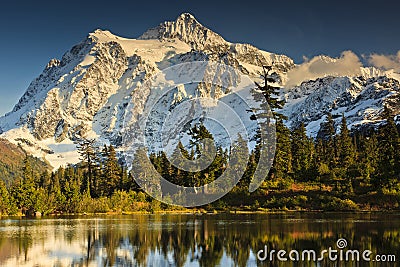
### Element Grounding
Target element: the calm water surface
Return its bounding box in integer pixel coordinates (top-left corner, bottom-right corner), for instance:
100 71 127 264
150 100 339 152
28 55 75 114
0 212 399 266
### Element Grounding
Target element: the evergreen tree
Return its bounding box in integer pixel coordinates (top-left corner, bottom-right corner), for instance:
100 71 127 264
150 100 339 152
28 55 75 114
63 165 81 213
11 156 37 214
77 139 99 197
33 187 53 215
271 119 292 180
337 115 356 194
39 171 51 191
374 106 400 191
103 145 121 196
248 64 291 187
357 132 378 185
131 148 161 196
188 124 214 157
253 65 286 120
323 113 338 169
188 124 215 189
22 155 35 185
159 152 173 183
119 166 130 191
237 150 257 191
208 146 227 182
170 141 190 186
337 115 355 168
0 180 11 215
315 113 338 188
291 123 312 181
48 170 66 212
224 134 249 191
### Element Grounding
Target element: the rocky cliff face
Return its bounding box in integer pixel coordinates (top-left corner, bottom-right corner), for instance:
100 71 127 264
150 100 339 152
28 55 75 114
283 75 400 136
139 13 294 73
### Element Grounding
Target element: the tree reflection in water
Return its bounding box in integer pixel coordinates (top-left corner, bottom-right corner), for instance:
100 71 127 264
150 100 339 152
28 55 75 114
0 213 399 266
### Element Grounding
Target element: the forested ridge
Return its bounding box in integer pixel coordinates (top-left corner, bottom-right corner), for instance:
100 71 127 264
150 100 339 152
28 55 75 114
0 138 51 187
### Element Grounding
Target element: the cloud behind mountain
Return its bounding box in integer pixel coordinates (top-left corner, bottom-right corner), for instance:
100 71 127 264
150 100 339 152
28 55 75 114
285 51 363 87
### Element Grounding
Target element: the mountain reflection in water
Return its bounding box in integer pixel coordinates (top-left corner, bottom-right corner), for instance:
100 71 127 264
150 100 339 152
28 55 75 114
0 213 399 266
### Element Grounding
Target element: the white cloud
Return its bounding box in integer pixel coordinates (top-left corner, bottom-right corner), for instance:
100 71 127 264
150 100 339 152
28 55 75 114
368 51 400 71
285 51 363 88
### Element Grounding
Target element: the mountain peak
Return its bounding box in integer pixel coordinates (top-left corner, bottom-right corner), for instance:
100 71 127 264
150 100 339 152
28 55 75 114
89 29 119 42
46 58 60 69
177 12 197 21
138 13 226 50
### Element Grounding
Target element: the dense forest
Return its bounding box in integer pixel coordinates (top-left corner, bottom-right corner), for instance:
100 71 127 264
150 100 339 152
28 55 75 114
0 67 399 215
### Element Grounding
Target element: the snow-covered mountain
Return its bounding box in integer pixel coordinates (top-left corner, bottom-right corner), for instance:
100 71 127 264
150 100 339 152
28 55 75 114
283 74 400 136
0 13 398 169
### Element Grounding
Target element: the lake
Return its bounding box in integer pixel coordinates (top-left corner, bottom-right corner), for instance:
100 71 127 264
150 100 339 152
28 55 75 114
0 212 399 266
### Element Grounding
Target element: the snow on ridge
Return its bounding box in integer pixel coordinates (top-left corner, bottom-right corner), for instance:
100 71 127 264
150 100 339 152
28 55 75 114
282 74 400 136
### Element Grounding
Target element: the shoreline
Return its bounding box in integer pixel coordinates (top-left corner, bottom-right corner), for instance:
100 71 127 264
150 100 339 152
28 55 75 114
1 209 400 219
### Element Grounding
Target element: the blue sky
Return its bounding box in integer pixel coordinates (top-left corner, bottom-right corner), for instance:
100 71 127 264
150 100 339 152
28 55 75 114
0 0 399 116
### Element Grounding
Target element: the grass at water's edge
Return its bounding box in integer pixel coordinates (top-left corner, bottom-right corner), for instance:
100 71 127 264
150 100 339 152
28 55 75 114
1 207 399 218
